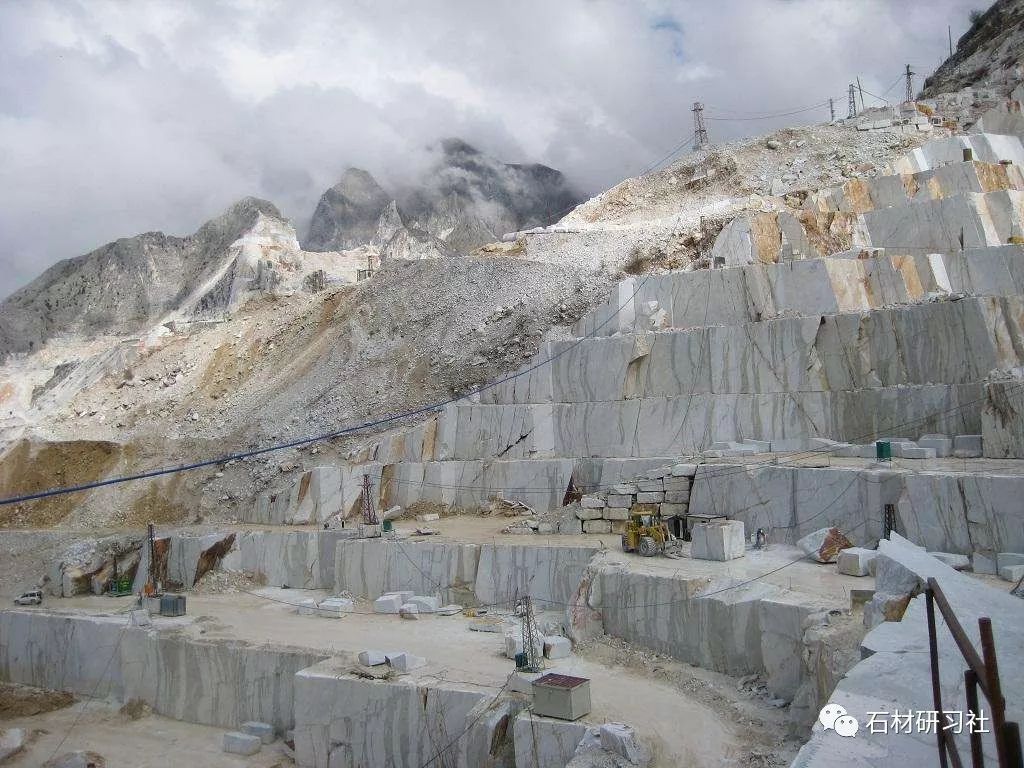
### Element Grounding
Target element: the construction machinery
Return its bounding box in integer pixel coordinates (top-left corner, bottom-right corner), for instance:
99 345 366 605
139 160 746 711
621 511 670 556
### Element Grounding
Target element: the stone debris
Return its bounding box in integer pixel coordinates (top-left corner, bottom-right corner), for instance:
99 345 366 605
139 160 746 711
296 598 318 616
437 604 463 616
240 721 275 744
223 731 262 756
797 527 853 564
836 547 878 577
398 603 419 619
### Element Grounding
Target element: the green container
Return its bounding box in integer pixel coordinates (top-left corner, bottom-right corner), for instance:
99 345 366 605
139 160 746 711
514 652 528 670
382 520 393 533
876 440 892 461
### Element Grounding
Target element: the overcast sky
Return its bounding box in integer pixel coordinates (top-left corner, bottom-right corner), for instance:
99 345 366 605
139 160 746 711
0 0 981 297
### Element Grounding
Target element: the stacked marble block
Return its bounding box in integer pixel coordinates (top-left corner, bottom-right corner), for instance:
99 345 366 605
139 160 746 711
691 520 746 561
574 463 696 534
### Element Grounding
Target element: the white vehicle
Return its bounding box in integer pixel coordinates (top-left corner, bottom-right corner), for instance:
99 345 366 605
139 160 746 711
13 590 42 606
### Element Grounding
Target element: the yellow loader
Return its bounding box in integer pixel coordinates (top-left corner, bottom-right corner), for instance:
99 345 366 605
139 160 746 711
621 511 670 556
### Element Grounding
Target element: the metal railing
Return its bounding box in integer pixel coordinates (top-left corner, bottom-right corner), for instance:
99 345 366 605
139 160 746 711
926 576 1023 768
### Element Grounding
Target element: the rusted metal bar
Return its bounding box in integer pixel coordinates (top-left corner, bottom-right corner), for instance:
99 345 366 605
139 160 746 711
965 669 984 768
928 588 951 768
1003 722 1023 768
943 730 967 768
929 578 991 695
979 618 1008 767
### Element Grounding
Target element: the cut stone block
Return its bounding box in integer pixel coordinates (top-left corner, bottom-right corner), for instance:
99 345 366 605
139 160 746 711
543 636 572 659
612 483 638 494
317 598 354 618
373 594 403 614
670 464 697 477
901 447 937 459
580 495 606 509
635 492 664 504
387 652 426 673
224 732 261 756
659 503 687 517
583 520 612 534
930 552 971 570
918 437 953 457
997 552 1024 570
505 632 524 659
575 507 604 521
399 603 420 619
603 507 629 521
605 494 632 508
241 721 275 744
663 491 690 504
600 722 648 765
1000 564 1024 582
297 599 318 616
973 551 997 575
663 475 691 492
406 595 440 613
953 434 983 458
358 650 387 666
836 547 878 577
129 609 151 627
691 520 745 561
797 527 853 563
636 479 663 492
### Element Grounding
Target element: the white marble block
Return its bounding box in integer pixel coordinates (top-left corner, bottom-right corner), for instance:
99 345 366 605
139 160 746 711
373 595 403 614
691 520 745 561
836 547 878 577
224 732 261 756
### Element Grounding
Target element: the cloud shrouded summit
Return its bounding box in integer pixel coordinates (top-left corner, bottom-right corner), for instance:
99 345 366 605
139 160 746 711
0 0 981 297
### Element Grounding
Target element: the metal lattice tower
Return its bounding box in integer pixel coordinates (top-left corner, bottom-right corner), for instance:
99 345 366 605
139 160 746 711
519 595 543 673
360 473 379 525
848 84 857 119
692 102 709 151
904 64 915 103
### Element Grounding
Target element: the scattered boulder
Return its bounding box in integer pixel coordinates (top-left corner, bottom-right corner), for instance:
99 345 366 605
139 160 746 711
240 721 275 745
223 732 261 756
797 527 853 563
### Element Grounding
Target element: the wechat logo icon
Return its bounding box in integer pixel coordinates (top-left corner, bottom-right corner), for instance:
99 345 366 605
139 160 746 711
820 703 859 738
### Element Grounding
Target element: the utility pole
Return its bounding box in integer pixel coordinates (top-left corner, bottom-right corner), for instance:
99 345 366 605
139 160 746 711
360 473 379 525
829 97 835 122
948 25 953 57
904 63 915 103
848 84 857 119
856 77 865 113
692 102 709 152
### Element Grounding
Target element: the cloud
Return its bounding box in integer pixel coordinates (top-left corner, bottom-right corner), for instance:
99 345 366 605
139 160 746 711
0 0 981 296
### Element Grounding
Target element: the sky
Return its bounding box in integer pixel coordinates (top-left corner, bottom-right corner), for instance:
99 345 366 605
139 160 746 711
0 0 981 297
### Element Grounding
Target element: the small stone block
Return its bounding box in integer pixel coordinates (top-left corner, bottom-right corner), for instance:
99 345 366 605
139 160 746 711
580 495 606 509
543 635 572 660
636 479 664 492
930 552 970 570
972 551 997 575
241 721 275 745
583 519 612 534
659 503 687 517
997 552 1024 570
297 599 318 616
836 547 877 577
600 723 646 764
407 595 440 613
317 598 354 618
612 483 638 494
603 507 629 521
999 564 1024 583
358 650 387 666
387 652 426 673
575 507 603 521
635 492 664 504
223 732 261 756
663 476 691 492
901 447 936 459
670 464 697 477
605 494 632 508
373 595 403 614
953 434 983 458
918 437 952 457
399 603 420 619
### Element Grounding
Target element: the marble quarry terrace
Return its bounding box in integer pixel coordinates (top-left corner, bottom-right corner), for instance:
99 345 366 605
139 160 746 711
6 87 1024 766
